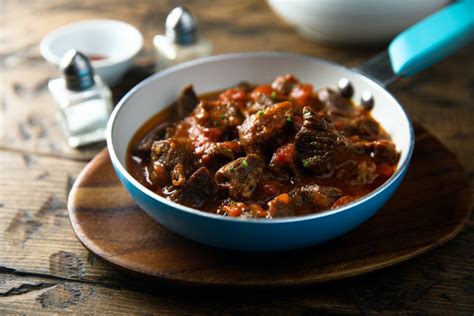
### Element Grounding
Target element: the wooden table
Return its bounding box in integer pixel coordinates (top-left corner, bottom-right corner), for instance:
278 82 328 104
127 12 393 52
1 1 473 314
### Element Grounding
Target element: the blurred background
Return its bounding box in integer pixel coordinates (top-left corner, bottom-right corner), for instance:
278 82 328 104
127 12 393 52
1 0 472 166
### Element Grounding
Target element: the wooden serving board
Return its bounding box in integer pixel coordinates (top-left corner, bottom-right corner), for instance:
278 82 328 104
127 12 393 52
68 123 471 286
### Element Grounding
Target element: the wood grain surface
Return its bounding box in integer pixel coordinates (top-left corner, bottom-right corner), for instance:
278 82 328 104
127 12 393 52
68 124 471 286
1 0 473 314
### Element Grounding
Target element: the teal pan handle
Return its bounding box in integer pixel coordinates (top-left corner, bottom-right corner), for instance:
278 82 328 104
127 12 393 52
388 0 474 77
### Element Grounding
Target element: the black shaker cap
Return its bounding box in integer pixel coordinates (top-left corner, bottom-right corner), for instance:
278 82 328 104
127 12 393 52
60 50 95 91
165 6 198 45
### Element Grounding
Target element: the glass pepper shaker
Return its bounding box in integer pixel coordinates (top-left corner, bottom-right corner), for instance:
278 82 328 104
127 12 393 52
48 50 113 148
153 6 212 71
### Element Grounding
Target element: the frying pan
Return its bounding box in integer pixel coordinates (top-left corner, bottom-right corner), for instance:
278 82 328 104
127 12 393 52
105 1 474 251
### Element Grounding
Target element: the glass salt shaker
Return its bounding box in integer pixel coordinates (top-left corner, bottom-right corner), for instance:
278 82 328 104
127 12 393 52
153 6 212 71
48 50 113 148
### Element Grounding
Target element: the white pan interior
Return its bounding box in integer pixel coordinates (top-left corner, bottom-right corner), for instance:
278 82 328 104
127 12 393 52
109 52 412 180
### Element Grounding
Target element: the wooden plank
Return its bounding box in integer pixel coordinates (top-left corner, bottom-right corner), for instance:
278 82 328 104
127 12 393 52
1 230 473 316
0 273 362 314
0 150 124 285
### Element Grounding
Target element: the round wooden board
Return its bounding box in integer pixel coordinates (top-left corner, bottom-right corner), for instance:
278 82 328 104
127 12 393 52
68 123 471 286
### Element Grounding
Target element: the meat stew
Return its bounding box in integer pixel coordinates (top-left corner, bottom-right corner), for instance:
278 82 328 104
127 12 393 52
126 74 400 219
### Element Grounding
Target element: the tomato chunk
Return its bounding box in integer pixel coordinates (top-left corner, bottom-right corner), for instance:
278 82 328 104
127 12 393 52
331 195 359 209
261 180 283 196
290 84 314 107
220 88 247 105
251 84 273 100
272 143 295 165
376 162 395 179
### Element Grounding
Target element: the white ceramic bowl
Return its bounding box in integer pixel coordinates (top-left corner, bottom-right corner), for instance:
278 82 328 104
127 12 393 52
40 19 143 86
107 52 414 251
267 0 447 44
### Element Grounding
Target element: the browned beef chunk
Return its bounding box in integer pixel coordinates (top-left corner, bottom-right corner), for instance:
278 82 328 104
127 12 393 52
194 99 244 130
333 159 377 185
271 74 299 95
295 107 349 175
177 85 200 118
236 81 253 93
292 185 343 211
150 138 192 187
346 116 380 140
200 141 242 168
238 101 293 148
256 92 275 108
247 92 275 114
333 160 359 179
350 139 399 165
164 124 178 138
373 140 399 164
215 154 264 200
170 167 217 208
267 184 343 218
317 88 353 115
266 193 293 217
131 122 170 159
350 161 378 185
350 141 371 155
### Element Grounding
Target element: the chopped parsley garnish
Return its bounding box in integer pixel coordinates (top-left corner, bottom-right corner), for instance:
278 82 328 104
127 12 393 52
257 110 264 117
271 91 277 98
219 114 226 120
229 167 235 173
242 159 249 168
287 115 293 123
303 159 310 168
